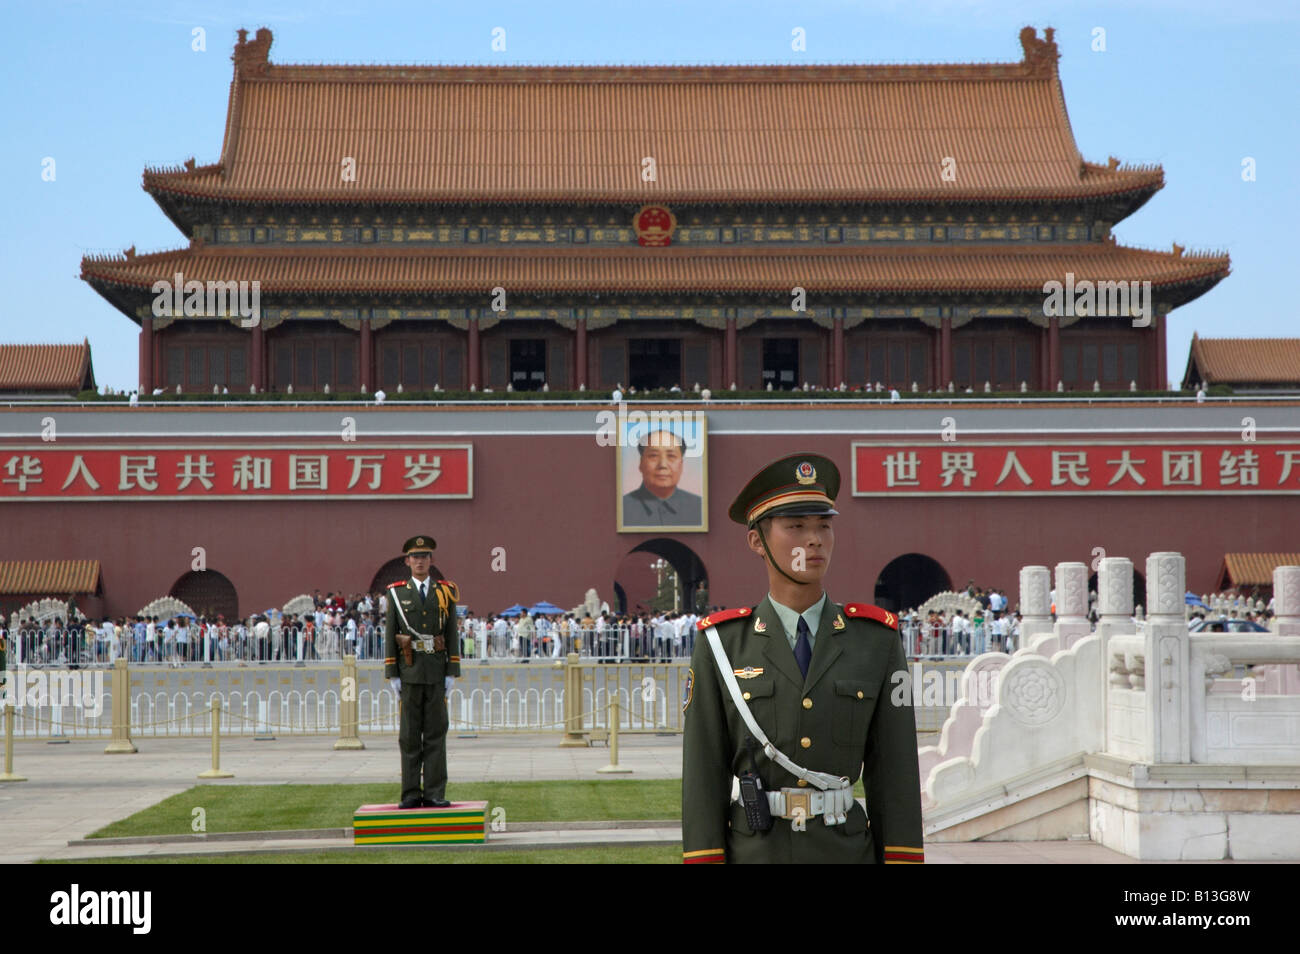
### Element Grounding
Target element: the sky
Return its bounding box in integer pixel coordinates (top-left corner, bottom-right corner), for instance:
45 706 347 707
3 0 1297 392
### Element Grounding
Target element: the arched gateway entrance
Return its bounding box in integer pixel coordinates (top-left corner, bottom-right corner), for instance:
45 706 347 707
873 553 952 613
614 539 708 616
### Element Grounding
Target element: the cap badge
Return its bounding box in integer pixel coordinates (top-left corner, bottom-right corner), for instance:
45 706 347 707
795 461 817 485
416 537 425 546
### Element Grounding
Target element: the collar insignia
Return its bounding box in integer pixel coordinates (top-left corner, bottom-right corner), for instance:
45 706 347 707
833 613 846 630
752 617 766 633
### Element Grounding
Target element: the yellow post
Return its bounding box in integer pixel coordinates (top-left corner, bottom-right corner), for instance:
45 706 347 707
0 703 26 782
597 698 632 774
559 653 589 747
334 654 365 750
104 658 137 754
198 696 234 779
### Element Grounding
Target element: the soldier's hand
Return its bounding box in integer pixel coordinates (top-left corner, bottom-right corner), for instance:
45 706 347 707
390 677 401 697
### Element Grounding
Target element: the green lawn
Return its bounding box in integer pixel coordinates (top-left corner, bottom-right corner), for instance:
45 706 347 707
46 844 681 864
90 779 683 839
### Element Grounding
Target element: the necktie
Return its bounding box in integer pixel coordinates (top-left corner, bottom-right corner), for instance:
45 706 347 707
417 581 426 603
795 616 812 680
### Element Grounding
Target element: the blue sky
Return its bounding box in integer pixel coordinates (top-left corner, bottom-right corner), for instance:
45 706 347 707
4 0 1296 392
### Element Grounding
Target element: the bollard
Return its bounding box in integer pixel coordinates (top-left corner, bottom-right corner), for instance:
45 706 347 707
597 698 632 774
105 657 137 754
0 703 26 782
559 653 588 747
334 654 365 750
198 697 234 779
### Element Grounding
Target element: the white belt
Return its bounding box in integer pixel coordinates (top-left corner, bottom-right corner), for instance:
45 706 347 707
730 777 856 825
412 638 441 653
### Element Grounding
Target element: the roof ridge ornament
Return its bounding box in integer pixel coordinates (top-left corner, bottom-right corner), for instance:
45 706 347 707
233 27 273 77
1019 26 1059 77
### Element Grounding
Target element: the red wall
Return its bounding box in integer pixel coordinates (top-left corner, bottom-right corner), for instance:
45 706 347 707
1 430 1296 619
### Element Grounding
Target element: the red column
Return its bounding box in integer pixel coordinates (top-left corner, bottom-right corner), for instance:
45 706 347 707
725 317 737 388
359 318 372 392
939 316 953 387
251 323 265 391
1047 316 1061 389
832 317 844 387
1039 325 1051 390
468 319 481 390
574 317 587 389
1155 313 1168 391
139 316 154 394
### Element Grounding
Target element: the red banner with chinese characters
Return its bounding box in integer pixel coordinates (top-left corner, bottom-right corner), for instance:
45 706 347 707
0 444 472 500
851 441 1300 496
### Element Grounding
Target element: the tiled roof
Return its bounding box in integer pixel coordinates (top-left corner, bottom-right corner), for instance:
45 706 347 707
0 560 102 596
1220 554 1300 587
0 342 94 391
140 27 1163 207
1188 336 1300 385
81 242 1229 299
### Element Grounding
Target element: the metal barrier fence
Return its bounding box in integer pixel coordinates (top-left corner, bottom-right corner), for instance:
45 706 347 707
898 621 1019 656
0 655 966 740
3 624 700 668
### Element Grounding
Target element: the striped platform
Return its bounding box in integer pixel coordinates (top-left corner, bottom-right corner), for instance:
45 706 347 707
353 801 488 846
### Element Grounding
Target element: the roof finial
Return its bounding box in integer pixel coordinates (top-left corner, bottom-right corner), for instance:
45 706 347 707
1172 242 1185 258
1019 26 1060 77
233 26 273 76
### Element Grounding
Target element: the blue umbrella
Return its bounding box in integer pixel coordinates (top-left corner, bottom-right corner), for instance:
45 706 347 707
499 604 527 617
1185 592 1209 609
529 601 564 615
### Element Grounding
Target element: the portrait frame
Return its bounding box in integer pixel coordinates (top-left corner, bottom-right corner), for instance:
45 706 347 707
615 411 708 533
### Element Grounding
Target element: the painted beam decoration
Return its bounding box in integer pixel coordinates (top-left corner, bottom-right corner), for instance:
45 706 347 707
851 441 1300 496
0 444 471 500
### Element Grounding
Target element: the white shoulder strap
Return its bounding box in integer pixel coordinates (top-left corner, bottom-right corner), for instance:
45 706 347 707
703 626 849 792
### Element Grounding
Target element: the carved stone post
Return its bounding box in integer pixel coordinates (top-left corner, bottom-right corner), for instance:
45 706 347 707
1145 551 1190 763
1096 557 1134 754
1018 565 1053 648
1053 561 1091 651
1272 566 1300 693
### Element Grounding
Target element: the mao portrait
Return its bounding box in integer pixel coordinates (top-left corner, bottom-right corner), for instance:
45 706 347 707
616 416 708 532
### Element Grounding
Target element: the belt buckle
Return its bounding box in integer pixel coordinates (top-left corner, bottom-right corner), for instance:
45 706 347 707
784 790 811 821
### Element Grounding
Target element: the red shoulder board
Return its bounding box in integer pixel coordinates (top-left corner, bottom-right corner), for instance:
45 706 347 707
437 579 459 601
843 603 898 630
696 607 752 630
386 580 406 590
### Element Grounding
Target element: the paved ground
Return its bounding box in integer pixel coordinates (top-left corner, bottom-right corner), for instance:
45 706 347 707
0 733 1225 863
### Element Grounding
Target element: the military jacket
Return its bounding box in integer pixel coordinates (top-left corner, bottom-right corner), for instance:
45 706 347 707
384 577 461 683
681 595 924 864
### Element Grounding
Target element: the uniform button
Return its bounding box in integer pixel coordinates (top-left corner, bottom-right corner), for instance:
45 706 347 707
742 691 751 701
797 779 808 788
800 737 811 749
856 691 864 700
802 697 813 709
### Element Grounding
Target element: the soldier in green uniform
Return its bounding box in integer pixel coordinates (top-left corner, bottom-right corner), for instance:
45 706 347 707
384 535 462 809
681 453 924 864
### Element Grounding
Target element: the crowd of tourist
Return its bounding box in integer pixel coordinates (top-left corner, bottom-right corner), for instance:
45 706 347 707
4 580 1281 668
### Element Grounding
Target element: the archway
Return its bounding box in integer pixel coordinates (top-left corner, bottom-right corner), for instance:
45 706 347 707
1088 570 1147 615
369 557 446 596
169 569 239 621
873 553 952 613
614 538 708 617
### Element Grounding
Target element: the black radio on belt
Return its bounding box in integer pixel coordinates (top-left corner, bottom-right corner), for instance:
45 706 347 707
738 736 773 832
